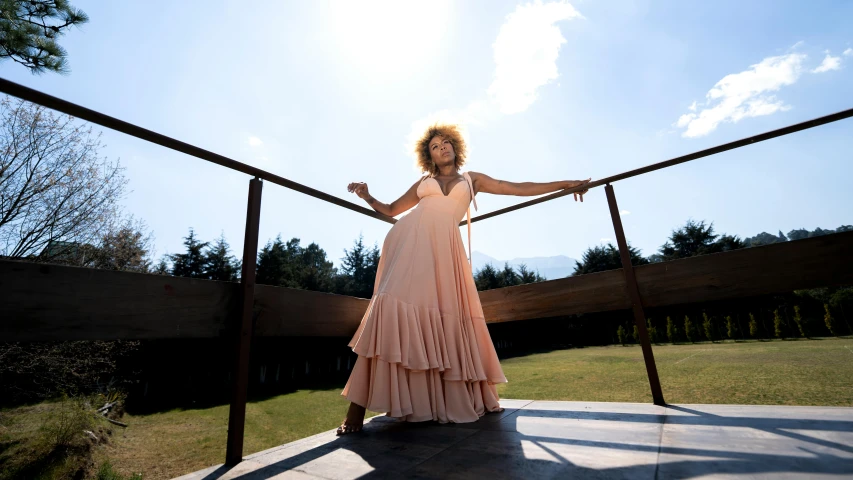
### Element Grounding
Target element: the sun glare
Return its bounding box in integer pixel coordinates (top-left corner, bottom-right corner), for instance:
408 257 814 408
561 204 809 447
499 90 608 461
327 0 452 80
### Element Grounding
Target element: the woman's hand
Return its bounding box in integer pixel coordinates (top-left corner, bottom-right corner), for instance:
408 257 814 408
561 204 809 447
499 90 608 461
347 182 370 200
563 178 591 202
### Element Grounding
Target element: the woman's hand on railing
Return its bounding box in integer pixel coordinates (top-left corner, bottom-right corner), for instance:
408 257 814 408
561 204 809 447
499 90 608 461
347 182 370 200
563 178 591 202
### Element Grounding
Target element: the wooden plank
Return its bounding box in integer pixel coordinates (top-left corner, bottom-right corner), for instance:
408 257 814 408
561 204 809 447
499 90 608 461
253 285 369 337
0 259 239 341
479 269 630 323
2 231 851 341
635 230 853 307
480 231 853 322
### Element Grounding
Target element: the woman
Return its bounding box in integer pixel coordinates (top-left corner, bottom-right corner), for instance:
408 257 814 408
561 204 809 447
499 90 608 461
339 123 589 434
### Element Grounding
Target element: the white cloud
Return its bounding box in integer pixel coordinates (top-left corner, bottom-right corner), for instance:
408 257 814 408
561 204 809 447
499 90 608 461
688 101 698 112
844 48 853 57
248 136 263 147
790 40 805 50
812 52 841 73
488 1 583 114
674 53 806 138
620 210 631 215
407 2 582 155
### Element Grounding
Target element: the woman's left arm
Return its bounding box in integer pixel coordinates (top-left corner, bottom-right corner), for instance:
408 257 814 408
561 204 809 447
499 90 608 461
470 172 590 197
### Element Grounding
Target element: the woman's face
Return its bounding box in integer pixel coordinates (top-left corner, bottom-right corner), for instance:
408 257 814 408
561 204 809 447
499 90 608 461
428 135 455 169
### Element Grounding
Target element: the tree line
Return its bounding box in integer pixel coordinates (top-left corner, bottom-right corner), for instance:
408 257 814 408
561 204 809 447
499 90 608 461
151 228 382 299
572 219 852 277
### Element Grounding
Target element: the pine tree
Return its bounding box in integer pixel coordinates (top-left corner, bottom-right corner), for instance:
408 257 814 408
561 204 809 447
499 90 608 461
497 262 520 288
666 316 676 343
0 0 89 74
170 228 209 278
154 255 170 275
616 325 626 346
773 309 784 339
793 305 807 338
725 315 735 340
203 232 241 282
684 315 694 343
256 235 302 288
339 234 380 298
748 313 758 338
299 242 337 293
824 304 837 336
474 263 501 291
702 311 713 342
659 220 717 260
573 243 648 275
517 263 545 284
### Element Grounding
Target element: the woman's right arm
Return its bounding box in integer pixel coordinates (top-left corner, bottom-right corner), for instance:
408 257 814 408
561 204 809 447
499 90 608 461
347 178 422 218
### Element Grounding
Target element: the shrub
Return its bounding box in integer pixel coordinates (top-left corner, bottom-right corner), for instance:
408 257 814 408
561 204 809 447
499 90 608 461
773 309 784 339
616 325 627 346
632 324 639 344
646 318 657 344
40 395 96 449
666 316 676 343
748 313 758 338
793 306 807 338
824 304 836 336
725 315 735 340
684 315 694 343
702 312 713 342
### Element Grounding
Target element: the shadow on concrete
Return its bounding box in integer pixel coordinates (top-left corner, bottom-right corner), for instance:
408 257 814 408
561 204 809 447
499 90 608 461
177 401 853 479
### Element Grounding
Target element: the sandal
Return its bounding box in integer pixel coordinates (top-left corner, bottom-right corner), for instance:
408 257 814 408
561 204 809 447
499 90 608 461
335 419 363 436
488 407 505 414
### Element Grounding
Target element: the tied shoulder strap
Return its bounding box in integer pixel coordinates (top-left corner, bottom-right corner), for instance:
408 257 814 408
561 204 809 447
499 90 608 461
463 172 478 268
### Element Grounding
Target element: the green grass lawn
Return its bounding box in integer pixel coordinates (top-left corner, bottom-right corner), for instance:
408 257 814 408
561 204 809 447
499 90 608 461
3 338 852 479
497 337 853 406
94 391 383 480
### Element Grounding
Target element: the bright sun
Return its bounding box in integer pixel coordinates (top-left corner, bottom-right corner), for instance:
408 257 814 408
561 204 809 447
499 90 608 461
327 0 452 80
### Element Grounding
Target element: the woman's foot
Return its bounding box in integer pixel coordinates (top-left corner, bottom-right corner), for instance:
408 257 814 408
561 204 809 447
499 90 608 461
488 406 505 414
336 402 366 436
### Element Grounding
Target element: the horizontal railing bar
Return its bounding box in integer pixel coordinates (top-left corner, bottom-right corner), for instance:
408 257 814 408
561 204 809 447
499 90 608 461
459 106 853 226
0 78 396 225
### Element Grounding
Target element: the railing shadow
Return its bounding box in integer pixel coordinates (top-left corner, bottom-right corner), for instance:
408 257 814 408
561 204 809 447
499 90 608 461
186 403 853 479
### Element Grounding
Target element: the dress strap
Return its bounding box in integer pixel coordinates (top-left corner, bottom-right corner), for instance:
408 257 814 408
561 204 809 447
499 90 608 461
463 172 477 268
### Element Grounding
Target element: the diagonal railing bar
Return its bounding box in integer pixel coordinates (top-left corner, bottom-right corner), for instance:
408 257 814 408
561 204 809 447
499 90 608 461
459 106 853 226
0 77 396 225
3 78 850 229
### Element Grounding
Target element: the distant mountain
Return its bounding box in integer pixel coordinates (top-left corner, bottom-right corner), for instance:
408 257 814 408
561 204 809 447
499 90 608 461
471 251 577 280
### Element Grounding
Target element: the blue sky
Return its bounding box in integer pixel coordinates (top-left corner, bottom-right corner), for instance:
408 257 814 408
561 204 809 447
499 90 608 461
3 0 851 269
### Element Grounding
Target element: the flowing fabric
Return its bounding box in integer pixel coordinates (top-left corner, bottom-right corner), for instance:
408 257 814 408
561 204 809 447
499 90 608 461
342 172 507 423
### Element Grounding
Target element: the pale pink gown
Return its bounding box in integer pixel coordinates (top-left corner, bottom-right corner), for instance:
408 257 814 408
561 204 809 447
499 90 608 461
342 171 507 423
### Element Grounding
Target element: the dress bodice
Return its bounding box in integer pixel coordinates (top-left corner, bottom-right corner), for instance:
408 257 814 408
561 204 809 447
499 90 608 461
415 173 477 222
414 172 479 266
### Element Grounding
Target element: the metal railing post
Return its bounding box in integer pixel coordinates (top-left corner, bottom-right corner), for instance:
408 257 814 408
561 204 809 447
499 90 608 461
604 184 665 406
225 177 263 465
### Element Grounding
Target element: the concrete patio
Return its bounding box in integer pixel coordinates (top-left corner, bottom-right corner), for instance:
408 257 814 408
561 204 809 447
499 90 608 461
176 400 853 479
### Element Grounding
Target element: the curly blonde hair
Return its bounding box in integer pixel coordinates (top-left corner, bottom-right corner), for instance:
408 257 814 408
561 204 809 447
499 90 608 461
413 123 467 177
